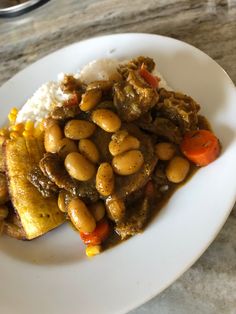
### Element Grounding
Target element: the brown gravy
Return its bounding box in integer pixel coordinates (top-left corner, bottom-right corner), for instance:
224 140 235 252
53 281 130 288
103 164 198 250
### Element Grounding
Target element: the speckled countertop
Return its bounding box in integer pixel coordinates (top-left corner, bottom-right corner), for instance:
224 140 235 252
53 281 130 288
0 1 235 313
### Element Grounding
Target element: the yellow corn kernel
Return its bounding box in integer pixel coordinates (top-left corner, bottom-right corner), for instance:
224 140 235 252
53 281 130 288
86 245 102 257
8 113 17 124
24 120 35 131
0 128 9 137
33 126 43 138
39 120 45 132
10 131 20 139
22 130 33 138
11 123 24 133
10 108 18 115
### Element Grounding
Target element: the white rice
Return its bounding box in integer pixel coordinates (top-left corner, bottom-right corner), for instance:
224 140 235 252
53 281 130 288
16 81 69 124
16 58 171 124
79 58 120 83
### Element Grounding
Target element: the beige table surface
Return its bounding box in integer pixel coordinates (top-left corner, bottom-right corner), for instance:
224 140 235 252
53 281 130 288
0 1 235 313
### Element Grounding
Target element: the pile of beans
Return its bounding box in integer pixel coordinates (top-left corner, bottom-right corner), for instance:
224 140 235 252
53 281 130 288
43 106 145 234
43 87 191 239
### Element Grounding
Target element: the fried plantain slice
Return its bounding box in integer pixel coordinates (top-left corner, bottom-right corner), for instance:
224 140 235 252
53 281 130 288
4 137 65 240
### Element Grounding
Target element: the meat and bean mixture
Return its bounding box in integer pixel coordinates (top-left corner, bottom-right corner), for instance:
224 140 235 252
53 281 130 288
0 56 220 257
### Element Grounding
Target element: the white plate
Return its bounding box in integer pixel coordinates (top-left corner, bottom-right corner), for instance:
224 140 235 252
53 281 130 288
0 33 236 314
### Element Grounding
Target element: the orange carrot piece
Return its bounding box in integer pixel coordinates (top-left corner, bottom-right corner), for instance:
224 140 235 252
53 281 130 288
80 219 110 245
180 129 220 166
64 93 79 107
139 64 159 89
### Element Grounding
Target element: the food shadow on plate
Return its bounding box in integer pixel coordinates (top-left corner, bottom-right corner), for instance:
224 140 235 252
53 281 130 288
0 223 86 266
175 52 231 112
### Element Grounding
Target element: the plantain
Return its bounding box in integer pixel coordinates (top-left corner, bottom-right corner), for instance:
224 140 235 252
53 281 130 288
4 136 65 240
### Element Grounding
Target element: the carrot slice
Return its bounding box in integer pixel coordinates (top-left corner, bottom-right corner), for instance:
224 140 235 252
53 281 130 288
139 64 159 89
180 129 220 166
64 93 79 107
80 219 110 245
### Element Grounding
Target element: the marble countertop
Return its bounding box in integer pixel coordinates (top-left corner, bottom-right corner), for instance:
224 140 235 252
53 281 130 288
0 1 235 313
